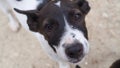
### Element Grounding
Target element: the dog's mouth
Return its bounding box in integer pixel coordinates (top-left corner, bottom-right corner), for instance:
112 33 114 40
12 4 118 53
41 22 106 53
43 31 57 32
68 54 85 63
69 58 81 63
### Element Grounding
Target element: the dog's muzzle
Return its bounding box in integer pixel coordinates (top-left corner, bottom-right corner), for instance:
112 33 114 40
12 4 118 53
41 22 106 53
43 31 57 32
65 42 84 63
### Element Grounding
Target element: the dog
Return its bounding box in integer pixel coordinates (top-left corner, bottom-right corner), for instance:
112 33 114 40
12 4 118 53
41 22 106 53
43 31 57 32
0 0 90 68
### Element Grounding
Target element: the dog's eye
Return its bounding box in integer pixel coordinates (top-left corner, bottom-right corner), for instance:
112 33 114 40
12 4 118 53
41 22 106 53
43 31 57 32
69 10 82 21
45 23 54 32
73 13 81 20
44 19 58 32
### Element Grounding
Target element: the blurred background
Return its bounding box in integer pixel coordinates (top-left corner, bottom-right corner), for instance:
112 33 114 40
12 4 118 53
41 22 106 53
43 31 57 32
0 0 120 68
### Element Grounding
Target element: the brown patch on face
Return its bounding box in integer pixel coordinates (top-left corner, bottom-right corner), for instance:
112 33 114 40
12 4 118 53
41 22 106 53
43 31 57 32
14 2 66 52
61 0 90 15
60 0 90 39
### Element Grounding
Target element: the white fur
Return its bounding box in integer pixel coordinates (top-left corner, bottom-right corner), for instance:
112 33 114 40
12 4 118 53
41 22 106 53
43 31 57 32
55 1 61 7
33 32 71 68
56 16 89 62
0 0 42 31
0 0 20 32
58 61 70 68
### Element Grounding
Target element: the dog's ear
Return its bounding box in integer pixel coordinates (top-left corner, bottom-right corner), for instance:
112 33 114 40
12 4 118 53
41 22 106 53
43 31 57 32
14 8 39 32
76 0 90 15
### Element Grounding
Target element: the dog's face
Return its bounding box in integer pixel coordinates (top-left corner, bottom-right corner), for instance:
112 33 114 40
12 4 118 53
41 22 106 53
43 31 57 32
15 0 90 63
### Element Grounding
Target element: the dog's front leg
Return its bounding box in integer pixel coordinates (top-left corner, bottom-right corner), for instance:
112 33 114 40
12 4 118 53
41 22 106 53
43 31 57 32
7 9 21 32
58 62 70 68
0 2 20 32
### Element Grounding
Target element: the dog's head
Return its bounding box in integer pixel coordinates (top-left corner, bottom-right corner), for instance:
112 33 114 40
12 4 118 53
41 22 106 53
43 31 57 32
14 0 90 63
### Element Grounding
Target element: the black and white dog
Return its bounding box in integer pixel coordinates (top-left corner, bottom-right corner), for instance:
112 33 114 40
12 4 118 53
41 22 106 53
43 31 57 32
0 0 90 68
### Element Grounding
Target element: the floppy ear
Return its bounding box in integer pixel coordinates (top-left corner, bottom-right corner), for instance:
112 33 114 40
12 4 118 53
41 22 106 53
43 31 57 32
77 0 90 15
14 8 39 32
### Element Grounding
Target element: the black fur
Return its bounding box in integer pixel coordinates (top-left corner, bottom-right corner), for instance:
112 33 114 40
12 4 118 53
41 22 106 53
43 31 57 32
76 65 81 68
77 0 90 15
110 59 120 68
37 0 51 10
16 0 22 1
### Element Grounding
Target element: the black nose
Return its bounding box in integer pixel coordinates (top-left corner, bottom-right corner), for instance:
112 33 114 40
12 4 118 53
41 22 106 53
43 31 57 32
65 43 83 59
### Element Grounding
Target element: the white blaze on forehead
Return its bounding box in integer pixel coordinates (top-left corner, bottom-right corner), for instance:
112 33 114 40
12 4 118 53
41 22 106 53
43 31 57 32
60 16 89 54
55 16 89 62
55 1 61 7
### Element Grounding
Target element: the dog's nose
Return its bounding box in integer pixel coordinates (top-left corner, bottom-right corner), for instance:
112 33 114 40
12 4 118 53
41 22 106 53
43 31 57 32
65 43 83 59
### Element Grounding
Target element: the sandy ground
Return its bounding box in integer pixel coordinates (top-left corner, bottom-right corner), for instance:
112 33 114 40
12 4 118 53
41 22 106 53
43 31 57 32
0 0 120 68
